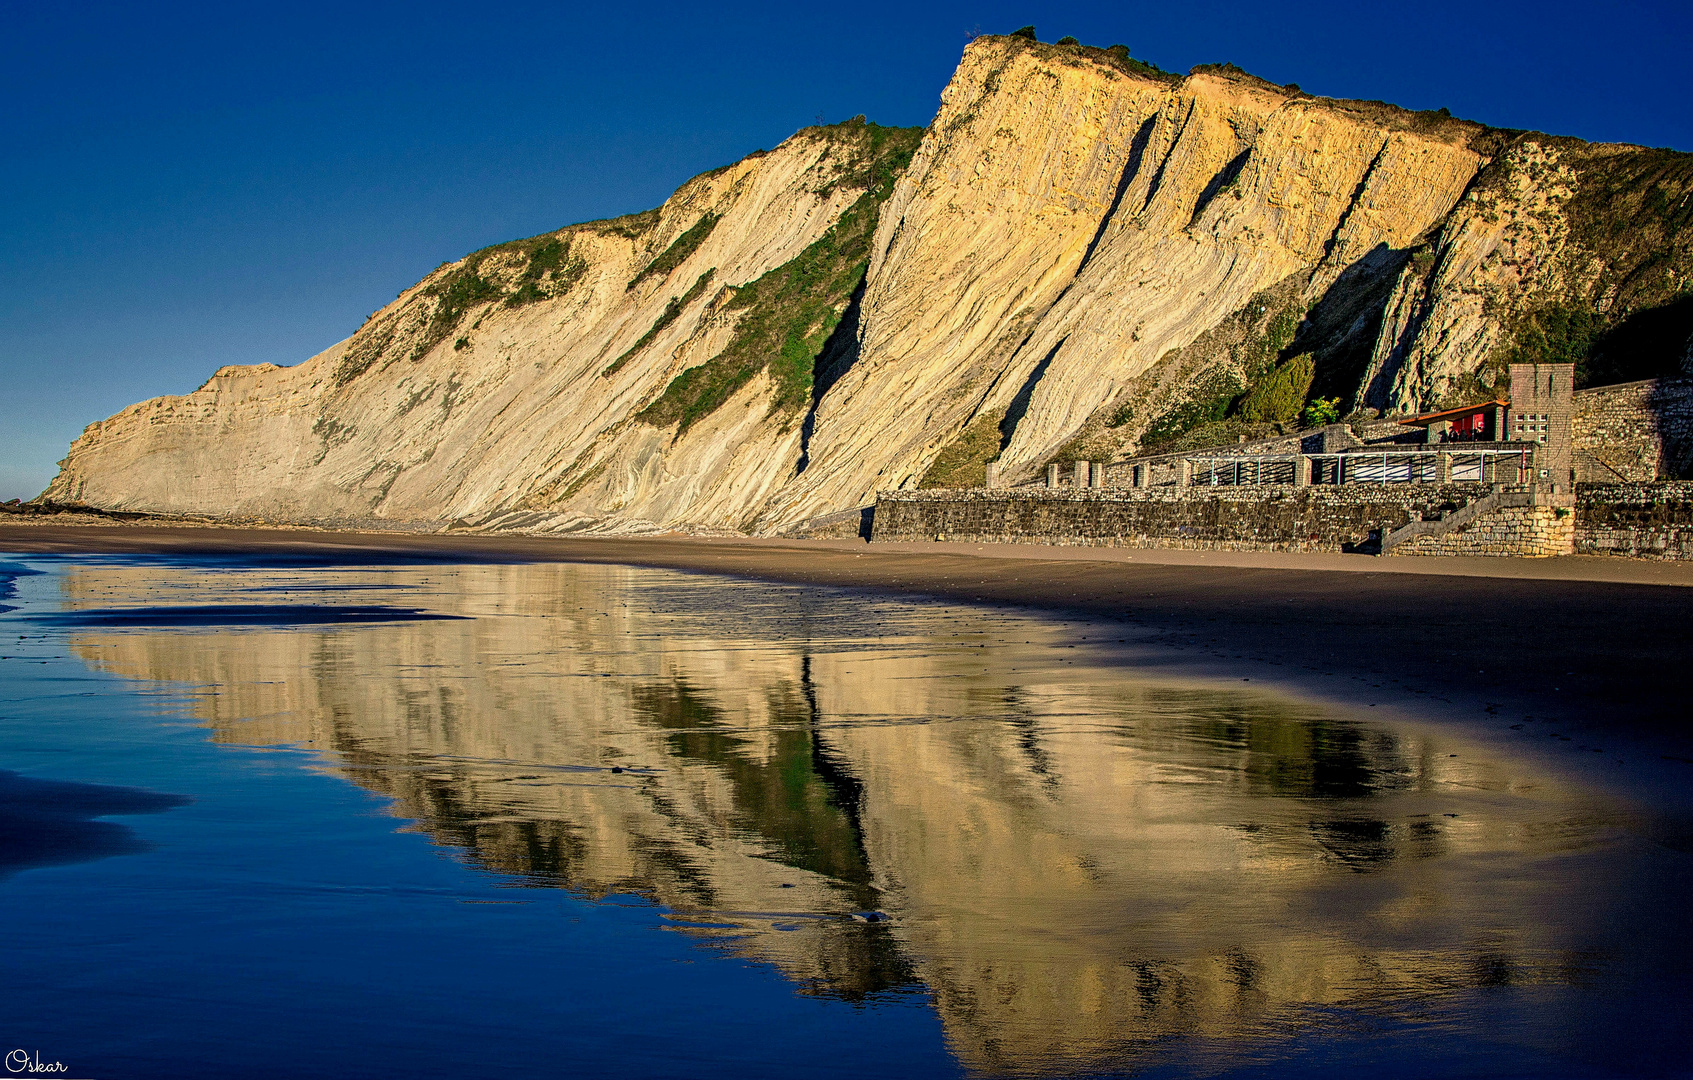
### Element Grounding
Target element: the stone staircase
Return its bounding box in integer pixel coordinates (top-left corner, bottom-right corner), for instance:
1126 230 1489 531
1382 487 1575 557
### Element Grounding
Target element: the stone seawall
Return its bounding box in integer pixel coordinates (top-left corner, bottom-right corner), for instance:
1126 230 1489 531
871 485 1487 552
1575 481 1693 559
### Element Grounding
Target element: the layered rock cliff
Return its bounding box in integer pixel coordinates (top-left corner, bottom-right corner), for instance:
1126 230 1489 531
44 35 1693 531
46 119 920 532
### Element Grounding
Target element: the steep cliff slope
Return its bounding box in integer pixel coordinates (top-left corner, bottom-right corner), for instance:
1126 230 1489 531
45 35 1693 531
47 120 920 532
1360 140 1693 410
782 43 1488 503
794 40 1689 493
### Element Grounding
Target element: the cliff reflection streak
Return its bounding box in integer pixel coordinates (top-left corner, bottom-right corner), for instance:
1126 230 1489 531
62 559 1631 1077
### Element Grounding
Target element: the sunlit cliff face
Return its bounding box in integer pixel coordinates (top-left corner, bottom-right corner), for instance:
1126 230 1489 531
63 561 1620 1076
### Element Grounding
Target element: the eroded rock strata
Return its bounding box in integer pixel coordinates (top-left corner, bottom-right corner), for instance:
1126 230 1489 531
45 36 1693 532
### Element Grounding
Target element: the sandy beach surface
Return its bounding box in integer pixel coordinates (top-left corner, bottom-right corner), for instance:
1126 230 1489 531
5 519 1691 822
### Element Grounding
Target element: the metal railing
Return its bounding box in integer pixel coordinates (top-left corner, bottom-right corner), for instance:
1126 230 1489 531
1182 448 1533 487
1187 457 1300 486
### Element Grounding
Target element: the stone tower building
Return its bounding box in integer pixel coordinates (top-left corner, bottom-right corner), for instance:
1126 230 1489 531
1506 363 1574 490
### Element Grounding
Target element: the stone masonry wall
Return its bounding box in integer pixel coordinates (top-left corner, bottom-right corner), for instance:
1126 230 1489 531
1506 363 1573 488
872 485 1487 552
1572 377 1693 482
875 479 1693 559
1389 504 1574 557
1575 481 1693 559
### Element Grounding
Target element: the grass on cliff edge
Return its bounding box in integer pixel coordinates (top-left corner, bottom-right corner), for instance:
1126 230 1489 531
988 31 1178 84
409 236 589 361
636 121 921 436
331 233 590 381
628 213 721 292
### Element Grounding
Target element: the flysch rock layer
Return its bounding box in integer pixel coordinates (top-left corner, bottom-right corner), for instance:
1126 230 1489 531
47 124 901 533
785 41 1486 508
1359 141 1572 410
44 36 1692 533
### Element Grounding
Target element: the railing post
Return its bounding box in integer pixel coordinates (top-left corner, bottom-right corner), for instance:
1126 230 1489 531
984 462 1000 490
1088 461 1103 489
1074 460 1089 489
1436 452 1452 483
1294 455 1310 487
1047 463 1060 488
1177 459 1192 488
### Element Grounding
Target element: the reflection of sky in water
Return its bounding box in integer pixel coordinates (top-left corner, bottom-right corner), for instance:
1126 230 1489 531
1 555 1686 1079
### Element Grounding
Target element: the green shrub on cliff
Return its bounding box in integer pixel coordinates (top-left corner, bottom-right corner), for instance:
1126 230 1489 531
1138 371 1245 452
414 265 502 360
504 237 587 309
1503 288 1693 390
1302 396 1342 427
1238 353 1315 422
401 233 591 363
1099 44 1174 81
1505 303 1598 369
637 196 870 433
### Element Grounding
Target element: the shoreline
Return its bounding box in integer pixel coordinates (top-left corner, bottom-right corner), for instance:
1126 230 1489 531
7 514 1693 584
5 521 1692 813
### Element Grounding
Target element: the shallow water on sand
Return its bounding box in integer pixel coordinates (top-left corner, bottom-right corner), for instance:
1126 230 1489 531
0 554 1686 1079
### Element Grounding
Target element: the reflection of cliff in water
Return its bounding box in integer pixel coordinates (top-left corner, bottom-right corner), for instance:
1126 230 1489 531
64 561 1617 1076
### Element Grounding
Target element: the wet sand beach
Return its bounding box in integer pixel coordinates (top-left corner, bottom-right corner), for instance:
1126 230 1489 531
5 520 1692 812
6 523 1693 1077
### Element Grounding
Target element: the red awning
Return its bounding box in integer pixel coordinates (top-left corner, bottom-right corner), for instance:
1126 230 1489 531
1400 400 1507 427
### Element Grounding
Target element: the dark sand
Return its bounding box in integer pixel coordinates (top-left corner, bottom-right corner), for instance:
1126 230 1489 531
6 521 1692 810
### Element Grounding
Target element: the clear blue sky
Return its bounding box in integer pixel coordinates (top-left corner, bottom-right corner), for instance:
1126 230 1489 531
3 0 1688 500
